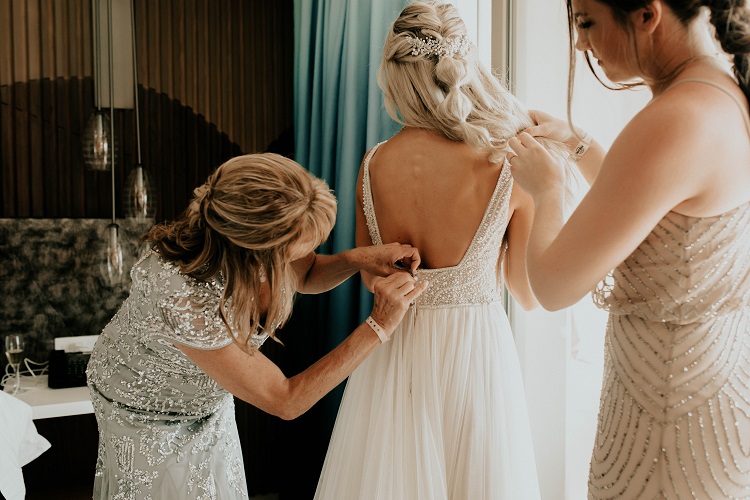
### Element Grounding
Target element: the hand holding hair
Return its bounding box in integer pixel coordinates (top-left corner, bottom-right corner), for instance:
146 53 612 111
506 132 567 199
523 109 590 155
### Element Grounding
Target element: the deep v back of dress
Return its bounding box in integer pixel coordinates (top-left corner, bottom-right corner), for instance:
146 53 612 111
362 140 514 308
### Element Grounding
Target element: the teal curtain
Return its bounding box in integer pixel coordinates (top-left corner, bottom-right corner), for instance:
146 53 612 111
277 2 406 496
293 0 406 349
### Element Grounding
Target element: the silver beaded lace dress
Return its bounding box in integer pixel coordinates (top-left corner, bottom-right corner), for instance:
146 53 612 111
588 81 750 500
86 251 268 500
314 142 541 500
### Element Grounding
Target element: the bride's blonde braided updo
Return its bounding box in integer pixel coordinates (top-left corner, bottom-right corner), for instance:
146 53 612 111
379 0 577 208
378 0 574 169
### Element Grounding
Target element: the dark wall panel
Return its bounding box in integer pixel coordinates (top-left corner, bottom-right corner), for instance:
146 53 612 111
0 0 294 221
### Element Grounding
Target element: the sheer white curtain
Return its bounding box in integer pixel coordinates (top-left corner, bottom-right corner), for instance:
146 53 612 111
502 2 650 499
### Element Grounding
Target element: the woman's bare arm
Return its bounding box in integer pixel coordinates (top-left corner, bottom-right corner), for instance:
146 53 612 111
503 183 539 310
178 272 426 420
178 324 380 420
291 245 420 295
510 95 722 310
355 157 380 292
524 109 607 186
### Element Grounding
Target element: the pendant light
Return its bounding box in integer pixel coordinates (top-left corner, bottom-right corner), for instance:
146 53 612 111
123 0 156 223
99 0 125 286
82 0 112 172
99 221 125 287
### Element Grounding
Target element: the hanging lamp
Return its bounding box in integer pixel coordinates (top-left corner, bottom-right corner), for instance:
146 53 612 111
82 0 112 172
124 0 156 222
99 0 125 286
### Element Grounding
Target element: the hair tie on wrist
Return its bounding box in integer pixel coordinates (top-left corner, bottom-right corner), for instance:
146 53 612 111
366 316 389 343
571 131 592 160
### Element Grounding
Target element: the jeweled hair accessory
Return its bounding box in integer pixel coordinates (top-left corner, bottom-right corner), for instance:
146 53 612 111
406 34 472 59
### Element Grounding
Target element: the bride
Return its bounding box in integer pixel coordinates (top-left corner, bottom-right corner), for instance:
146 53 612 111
314 1 579 498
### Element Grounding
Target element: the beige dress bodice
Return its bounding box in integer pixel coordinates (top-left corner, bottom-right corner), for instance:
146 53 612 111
588 79 750 499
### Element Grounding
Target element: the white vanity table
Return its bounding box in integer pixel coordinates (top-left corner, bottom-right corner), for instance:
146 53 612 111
3 335 97 420
1 375 96 500
4 375 93 420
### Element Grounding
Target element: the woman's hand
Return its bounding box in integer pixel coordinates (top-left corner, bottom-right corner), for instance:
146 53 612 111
507 132 567 200
180 270 427 420
351 242 421 277
524 109 604 186
369 273 428 335
523 109 583 150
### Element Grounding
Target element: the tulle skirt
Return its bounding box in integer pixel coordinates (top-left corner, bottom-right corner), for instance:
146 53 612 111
315 302 541 500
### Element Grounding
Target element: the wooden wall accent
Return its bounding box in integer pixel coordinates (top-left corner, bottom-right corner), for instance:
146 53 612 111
135 0 294 156
0 0 93 87
0 0 294 221
0 0 102 218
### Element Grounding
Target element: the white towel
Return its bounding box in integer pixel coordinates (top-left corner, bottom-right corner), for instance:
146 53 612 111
0 390 51 500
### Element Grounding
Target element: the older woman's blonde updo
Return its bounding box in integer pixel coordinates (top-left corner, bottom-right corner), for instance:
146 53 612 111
146 153 337 351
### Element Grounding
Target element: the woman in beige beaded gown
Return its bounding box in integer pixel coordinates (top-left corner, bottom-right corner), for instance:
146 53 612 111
508 0 750 498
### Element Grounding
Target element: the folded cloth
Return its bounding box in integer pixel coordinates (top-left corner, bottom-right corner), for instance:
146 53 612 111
0 390 51 500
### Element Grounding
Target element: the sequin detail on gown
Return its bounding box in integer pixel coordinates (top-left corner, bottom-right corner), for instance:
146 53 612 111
314 142 541 500
589 203 750 499
86 251 269 500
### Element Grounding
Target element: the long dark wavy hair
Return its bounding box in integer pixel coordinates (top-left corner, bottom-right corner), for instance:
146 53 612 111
565 0 750 118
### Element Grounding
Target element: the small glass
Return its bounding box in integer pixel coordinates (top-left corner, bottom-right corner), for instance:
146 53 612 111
4 334 25 395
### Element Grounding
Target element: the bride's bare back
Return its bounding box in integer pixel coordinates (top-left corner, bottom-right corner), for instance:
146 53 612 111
369 128 501 268
356 127 538 309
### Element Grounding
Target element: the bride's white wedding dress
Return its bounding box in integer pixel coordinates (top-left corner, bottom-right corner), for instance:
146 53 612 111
314 142 541 500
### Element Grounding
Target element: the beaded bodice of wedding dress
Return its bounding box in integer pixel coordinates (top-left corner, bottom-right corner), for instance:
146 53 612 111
589 202 750 499
362 142 508 308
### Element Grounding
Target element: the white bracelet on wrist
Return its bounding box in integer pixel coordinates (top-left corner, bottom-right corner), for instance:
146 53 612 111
365 316 389 343
571 131 592 160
